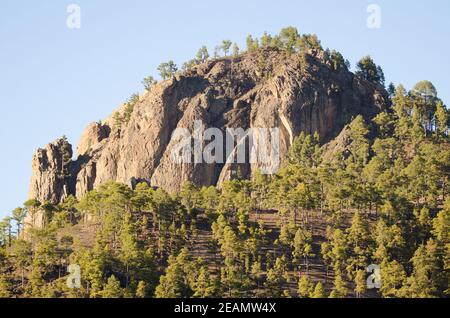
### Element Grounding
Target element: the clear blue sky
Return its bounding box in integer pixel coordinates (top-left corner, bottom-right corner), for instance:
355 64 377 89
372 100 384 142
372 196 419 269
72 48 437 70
1 0 449 218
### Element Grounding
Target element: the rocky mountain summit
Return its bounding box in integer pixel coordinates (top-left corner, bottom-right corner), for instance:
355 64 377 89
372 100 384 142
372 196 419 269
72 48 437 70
28 48 388 211
7 26 447 300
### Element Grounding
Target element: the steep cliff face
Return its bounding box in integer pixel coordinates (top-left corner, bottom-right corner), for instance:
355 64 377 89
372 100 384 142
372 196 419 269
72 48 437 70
28 138 75 204
28 48 388 207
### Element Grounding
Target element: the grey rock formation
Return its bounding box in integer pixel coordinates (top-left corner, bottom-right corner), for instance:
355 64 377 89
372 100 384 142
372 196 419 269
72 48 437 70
76 122 110 157
28 138 74 204
28 48 389 206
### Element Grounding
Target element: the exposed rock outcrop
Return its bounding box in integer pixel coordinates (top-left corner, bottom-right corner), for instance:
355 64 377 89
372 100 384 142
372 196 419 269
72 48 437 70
28 138 75 204
76 122 110 157
28 48 389 207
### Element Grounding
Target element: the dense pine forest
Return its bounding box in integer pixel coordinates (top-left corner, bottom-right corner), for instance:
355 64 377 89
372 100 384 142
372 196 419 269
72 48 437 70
0 28 449 298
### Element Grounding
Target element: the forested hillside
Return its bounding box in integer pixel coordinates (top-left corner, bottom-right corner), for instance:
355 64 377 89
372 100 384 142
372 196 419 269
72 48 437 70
0 28 449 298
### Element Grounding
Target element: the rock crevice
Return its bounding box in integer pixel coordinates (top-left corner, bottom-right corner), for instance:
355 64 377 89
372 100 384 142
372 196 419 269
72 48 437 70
28 49 388 206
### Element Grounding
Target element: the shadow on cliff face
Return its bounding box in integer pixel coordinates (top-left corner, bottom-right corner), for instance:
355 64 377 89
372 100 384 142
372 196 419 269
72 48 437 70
28 48 389 206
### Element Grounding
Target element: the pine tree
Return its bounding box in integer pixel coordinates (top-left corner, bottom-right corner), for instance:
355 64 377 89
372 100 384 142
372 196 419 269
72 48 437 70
200 186 219 219
278 26 300 53
346 212 372 279
260 32 272 47
180 182 201 215
196 46 210 63
142 76 157 91
136 281 147 298
12 207 26 236
265 256 288 297
75 244 107 298
119 213 141 287
155 248 194 298
246 35 259 52
102 275 123 298
11 239 32 289
29 266 45 297
433 201 450 243
329 50 347 71
329 229 348 273
219 226 243 297
232 43 239 57
23 199 41 227
0 217 12 247
251 260 263 289
311 282 326 298
192 266 216 298
373 111 394 138
356 56 385 85
412 81 438 133
403 242 440 298
432 201 450 295
158 61 178 80
0 274 11 298
373 219 405 264
379 260 406 298
392 85 412 141
354 269 366 298
297 275 313 298
411 105 425 141
221 40 232 56
320 242 333 279
292 227 314 272
435 101 449 136
330 271 348 298
348 116 370 167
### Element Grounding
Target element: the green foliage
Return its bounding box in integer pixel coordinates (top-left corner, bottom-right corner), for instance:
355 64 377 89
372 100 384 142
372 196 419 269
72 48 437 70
379 260 406 298
192 266 217 298
330 271 348 298
328 49 349 71
297 275 313 298
265 256 288 297
135 281 147 298
356 56 385 86
12 207 26 235
435 101 449 136
0 217 13 247
142 76 157 91
1 43 449 298
196 46 210 63
246 35 259 52
278 26 300 53
102 275 123 298
260 32 272 48
0 274 11 298
412 80 437 99
158 60 178 80
311 282 326 298
154 248 200 298
232 43 239 57
113 93 139 129
347 115 370 166
243 27 324 56
297 34 322 51
221 40 232 56
292 227 314 272
354 269 366 298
